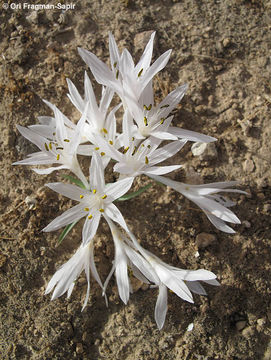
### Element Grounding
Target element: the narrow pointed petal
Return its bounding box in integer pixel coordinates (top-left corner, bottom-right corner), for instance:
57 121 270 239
141 49 172 90
115 243 130 304
105 203 129 231
16 125 45 150
145 165 182 175
33 165 69 174
168 127 216 143
155 284 168 330
46 182 90 201
43 204 86 232
67 78 85 111
89 152 105 192
82 212 101 245
135 31 156 73
106 177 134 201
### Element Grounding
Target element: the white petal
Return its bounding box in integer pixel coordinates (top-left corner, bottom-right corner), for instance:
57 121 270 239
145 165 182 175
82 212 101 245
109 32 120 69
168 127 216 143
205 212 236 233
155 284 168 330
33 165 69 174
105 204 129 232
105 177 134 201
67 78 85 112
135 32 156 73
151 131 178 140
43 204 86 232
150 140 186 165
16 125 45 150
141 50 172 90
46 182 90 201
186 281 207 296
115 242 130 304
89 152 105 192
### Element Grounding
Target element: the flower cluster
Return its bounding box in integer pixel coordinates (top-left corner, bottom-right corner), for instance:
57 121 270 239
14 32 245 329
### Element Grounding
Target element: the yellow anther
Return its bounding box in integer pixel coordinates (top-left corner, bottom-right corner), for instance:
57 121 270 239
49 142 52 150
109 140 113 145
144 116 148 126
160 118 165 124
99 208 104 213
84 207 89 211
123 146 129 154
161 104 169 109
56 146 64 150
102 128 108 134
143 104 147 110
100 152 105 156
53 132 56 136
132 146 137 156
185 186 190 191
145 156 149 164
147 144 151 149
138 68 143 77
56 154 60 160
92 189 97 194
88 214 93 220
147 104 152 110
64 139 70 142
141 144 145 147
95 147 100 150
45 143 49 151
113 61 117 68
102 195 107 199
132 137 135 141
116 70 119 79
80 195 84 199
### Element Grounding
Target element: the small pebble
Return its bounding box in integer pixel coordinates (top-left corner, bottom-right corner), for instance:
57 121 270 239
191 142 207 156
76 343 84 354
236 320 247 331
242 220 251 228
196 233 216 249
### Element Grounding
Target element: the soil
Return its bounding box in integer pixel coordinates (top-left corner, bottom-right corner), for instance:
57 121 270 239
1 0 271 359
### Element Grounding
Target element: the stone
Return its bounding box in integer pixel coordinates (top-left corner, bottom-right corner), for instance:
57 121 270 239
191 142 207 156
196 233 216 248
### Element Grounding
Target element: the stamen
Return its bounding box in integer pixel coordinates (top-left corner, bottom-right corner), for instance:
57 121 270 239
109 140 113 145
147 104 152 110
80 195 84 199
144 116 148 126
113 61 117 68
88 214 93 220
53 132 56 136
56 154 60 160
100 152 105 156
101 195 107 199
99 208 104 213
123 146 129 154
143 104 147 111
160 118 165 124
132 146 137 156
92 189 97 194
102 128 108 134
116 70 119 79
84 207 89 211
145 156 149 164
132 137 135 141
147 144 151 149
64 139 70 142
44 143 49 151
56 146 64 150
95 147 100 150
161 104 169 109
141 144 145 147
49 142 52 150
137 68 143 77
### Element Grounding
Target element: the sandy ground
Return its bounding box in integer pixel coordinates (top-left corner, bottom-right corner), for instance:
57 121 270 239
1 0 271 359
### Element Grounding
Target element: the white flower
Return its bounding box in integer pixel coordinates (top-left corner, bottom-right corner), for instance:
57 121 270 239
43 152 134 244
148 175 246 233
45 241 103 310
13 102 89 188
92 113 186 178
124 83 216 143
78 32 171 103
127 230 219 329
